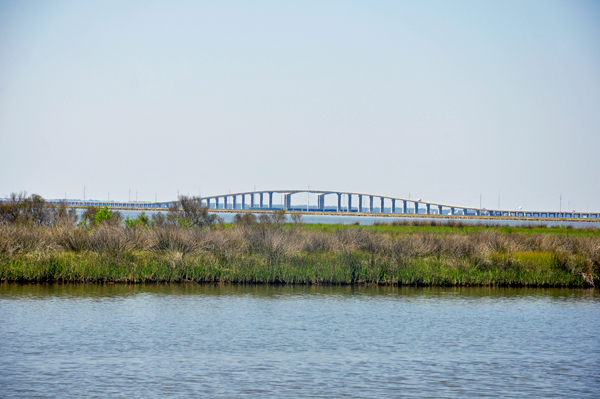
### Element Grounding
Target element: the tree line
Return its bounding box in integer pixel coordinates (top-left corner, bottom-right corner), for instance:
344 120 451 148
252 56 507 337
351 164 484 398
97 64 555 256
0 192 295 228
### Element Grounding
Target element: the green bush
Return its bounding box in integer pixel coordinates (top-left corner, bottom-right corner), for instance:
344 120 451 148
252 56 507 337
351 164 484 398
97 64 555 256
125 212 150 228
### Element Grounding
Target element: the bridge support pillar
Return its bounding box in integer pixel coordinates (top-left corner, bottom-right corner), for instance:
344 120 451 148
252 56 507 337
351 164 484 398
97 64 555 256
414 202 419 214
233 195 237 210
358 196 363 212
403 200 407 214
337 193 341 212
284 194 291 210
206 198 211 209
450 207 455 215
463 208 468 215
250 194 254 209
347 194 352 212
260 193 264 208
391 199 396 213
380 197 385 213
426 204 430 215
369 196 374 213
317 194 325 211
241 195 246 210
476 210 481 216
438 205 442 215
268 192 273 209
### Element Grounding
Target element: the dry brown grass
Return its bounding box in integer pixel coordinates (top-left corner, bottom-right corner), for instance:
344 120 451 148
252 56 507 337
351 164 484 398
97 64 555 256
0 222 598 286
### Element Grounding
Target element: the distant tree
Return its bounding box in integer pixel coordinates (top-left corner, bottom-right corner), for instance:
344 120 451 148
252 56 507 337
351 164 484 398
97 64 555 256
272 209 287 225
125 212 150 228
233 212 257 226
258 209 287 226
80 206 98 226
54 200 78 225
22 194 52 225
80 206 122 227
0 192 24 225
291 213 304 225
167 195 217 228
0 192 55 226
151 212 167 227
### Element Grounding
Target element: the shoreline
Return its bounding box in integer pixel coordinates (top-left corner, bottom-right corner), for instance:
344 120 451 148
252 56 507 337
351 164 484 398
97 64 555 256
1 280 597 288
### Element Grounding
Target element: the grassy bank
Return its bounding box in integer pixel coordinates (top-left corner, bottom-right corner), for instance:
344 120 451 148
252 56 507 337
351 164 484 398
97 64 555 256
1 222 598 287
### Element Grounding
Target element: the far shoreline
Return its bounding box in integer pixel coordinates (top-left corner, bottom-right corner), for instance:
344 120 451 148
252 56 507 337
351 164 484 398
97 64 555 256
67 205 600 224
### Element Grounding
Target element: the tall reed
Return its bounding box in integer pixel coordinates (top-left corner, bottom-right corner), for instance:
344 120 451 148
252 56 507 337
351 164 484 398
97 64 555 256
0 223 598 286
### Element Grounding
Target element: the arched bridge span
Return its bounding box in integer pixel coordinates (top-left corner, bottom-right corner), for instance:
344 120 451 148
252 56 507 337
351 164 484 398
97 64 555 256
192 189 598 219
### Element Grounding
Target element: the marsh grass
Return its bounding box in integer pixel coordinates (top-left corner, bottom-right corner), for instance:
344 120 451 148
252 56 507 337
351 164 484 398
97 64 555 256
0 223 598 286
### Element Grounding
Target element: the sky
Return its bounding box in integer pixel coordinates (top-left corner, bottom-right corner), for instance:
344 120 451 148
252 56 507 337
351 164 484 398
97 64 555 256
1 0 599 211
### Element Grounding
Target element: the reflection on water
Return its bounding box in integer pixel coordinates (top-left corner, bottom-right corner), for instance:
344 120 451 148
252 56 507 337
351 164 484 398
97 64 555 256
1 283 599 398
2 282 598 300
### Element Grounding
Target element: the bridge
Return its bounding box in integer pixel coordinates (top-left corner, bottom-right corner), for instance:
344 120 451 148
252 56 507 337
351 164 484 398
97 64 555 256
8 189 597 219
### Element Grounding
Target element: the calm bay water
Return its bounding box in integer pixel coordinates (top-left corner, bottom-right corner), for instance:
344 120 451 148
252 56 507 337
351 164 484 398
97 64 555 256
1 284 599 398
111 210 600 228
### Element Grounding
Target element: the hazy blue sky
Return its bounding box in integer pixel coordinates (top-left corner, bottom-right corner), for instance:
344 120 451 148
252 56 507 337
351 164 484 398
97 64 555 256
1 0 599 211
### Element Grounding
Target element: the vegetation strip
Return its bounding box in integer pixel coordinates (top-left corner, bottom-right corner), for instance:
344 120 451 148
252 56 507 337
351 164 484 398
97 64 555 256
0 193 598 286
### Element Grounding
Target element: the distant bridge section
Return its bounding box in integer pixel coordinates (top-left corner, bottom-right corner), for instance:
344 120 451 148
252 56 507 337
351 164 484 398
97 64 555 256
1 190 598 219
190 189 599 219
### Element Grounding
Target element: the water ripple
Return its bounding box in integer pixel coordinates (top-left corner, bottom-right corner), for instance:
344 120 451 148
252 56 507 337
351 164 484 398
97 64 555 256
1 284 599 398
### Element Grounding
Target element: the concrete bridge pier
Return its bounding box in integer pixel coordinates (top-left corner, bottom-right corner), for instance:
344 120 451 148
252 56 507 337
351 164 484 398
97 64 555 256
158 190 566 218
284 194 292 210
317 194 325 211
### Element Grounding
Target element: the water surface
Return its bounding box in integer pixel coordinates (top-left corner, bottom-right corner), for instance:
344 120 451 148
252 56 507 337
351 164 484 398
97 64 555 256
113 210 600 228
1 284 598 398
